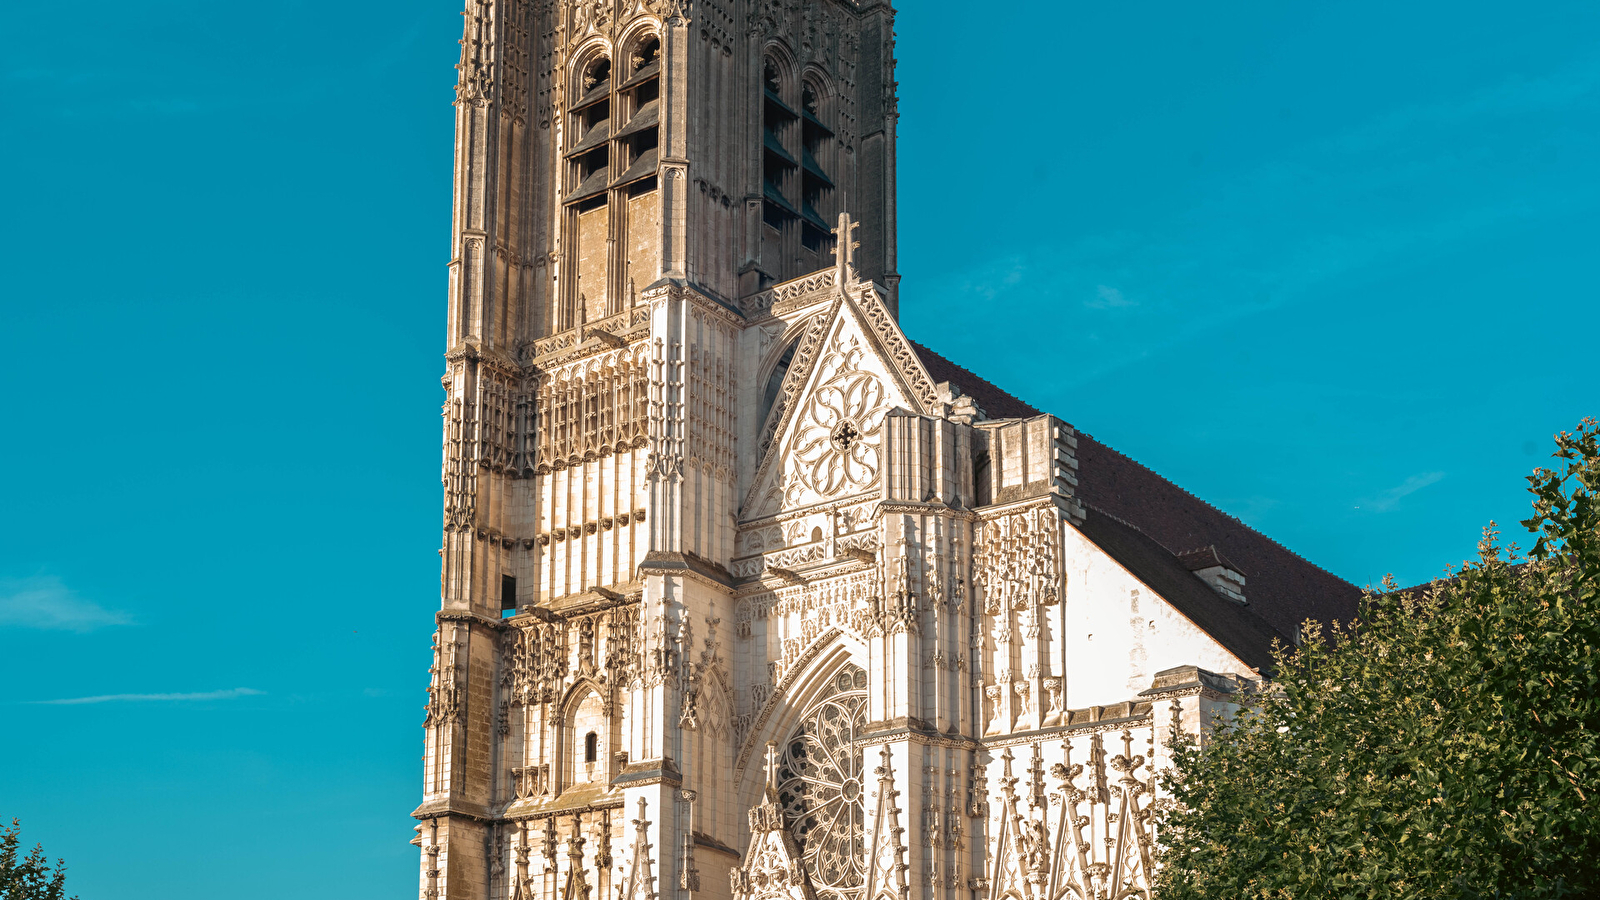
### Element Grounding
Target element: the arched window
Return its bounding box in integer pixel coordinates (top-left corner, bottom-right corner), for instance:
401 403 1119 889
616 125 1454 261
565 691 608 788
568 55 613 206
759 339 798 428
799 79 834 253
761 58 799 232
615 34 660 193
567 53 614 327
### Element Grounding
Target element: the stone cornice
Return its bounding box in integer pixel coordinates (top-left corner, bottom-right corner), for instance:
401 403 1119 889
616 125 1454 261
638 551 736 590
506 585 643 622
411 797 495 823
443 340 524 378
642 279 747 329
499 797 629 823
436 609 508 631
529 306 652 367
978 713 1158 750
858 716 983 751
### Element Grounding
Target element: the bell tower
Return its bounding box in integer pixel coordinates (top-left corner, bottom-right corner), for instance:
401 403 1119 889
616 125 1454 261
443 0 899 361
418 0 899 898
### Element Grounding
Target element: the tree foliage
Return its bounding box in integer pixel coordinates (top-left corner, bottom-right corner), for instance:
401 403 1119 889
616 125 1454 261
0 820 76 900
1153 419 1600 900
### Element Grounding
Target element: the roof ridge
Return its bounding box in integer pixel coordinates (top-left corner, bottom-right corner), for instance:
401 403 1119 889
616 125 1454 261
1075 430 1353 587
908 338 1353 590
906 338 1043 419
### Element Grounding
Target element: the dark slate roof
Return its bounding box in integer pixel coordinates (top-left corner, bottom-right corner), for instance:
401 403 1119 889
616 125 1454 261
1177 546 1245 574
911 340 1361 643
1077 512 1291 671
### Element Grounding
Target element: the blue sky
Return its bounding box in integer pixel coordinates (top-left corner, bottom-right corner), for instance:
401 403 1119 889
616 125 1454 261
1 1 1595 896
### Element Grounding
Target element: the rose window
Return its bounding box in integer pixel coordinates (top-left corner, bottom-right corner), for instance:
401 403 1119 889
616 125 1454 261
775 666 869 900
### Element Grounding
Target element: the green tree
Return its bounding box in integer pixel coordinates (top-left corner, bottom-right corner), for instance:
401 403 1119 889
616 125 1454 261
0 820 77 900
1153 419 1600 900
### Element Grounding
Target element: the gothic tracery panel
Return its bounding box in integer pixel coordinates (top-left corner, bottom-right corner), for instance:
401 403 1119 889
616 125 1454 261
784 333 891 506
776 665 870 900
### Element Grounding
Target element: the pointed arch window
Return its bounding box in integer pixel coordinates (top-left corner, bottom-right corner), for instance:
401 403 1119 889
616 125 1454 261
615 35 661 192
758 337 799 434
761 59 800 231
775 665 869 900
799 80 835 254
567 56 613 207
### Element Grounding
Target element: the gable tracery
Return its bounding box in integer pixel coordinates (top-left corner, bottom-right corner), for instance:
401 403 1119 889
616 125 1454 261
784 331 891 506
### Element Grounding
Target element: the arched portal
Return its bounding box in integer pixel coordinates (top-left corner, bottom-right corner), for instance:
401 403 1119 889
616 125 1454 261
775 664 869 900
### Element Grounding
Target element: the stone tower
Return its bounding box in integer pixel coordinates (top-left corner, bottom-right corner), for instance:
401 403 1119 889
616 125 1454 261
416 0 1362 898
415 0 900 898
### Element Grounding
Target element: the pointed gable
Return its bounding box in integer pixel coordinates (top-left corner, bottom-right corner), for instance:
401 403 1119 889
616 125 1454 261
731 743 816 900
743 281 937 520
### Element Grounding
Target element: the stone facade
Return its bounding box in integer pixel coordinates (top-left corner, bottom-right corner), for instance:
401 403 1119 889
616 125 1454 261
413 1 1358 899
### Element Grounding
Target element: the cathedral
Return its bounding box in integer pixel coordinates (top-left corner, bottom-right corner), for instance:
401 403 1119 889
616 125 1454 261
412 0 1360 898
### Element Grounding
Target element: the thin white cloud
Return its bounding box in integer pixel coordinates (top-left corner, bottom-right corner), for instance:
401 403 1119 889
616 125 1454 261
33 688 266 706
1363 471 1447 512
1085 285 1137 309
0 576 131 632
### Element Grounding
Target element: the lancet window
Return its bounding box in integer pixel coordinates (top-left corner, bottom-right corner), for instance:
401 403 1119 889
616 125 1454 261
567 56 613 207
759 339 798 432
615 35 661 194
761 59 800 232
799 79 835 254
561 35 661 329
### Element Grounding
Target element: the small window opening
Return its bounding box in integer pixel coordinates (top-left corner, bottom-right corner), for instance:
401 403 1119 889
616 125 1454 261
632 36 660 73
973 450 992 507
810 526 823 543
584 731 599 763
500 574 518 616
583 58 611 93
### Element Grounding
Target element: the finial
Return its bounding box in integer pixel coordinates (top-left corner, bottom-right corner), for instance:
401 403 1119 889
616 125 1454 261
763 740 781 793
832 211 859 286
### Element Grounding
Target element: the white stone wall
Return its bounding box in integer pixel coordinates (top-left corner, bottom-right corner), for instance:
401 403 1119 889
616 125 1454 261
1059 524 1257 709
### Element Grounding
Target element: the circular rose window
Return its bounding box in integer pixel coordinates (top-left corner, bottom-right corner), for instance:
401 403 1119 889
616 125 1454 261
775 666 870 900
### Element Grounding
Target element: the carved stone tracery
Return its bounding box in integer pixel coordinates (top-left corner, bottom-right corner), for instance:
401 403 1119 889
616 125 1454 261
776 666 870 900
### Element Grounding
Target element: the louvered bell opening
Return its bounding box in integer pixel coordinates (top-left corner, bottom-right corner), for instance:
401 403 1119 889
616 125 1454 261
623 35 660 89
799 82 833 253
619 58 660 90
565 148 610 204
614 99 658 140
566 57 613 207
613 147 658 188
566 119 611 157
763 182 799 229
